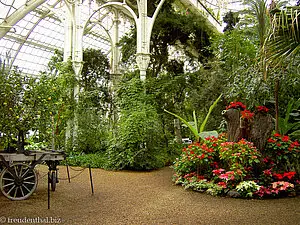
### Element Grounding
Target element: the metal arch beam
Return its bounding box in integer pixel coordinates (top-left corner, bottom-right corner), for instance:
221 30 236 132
84 24 112 44
4 34 58 52
178 0 222 33
83 2 138 31
7 1 62 70
0 0 47 39
8 16 45 70
93 0 166 80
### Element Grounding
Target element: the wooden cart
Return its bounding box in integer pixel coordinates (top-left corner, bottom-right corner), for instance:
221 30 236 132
0 150 65 200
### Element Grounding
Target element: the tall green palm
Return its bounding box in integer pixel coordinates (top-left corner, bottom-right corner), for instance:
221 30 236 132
267 5 300 132
244 0 270 80
268 6 300 65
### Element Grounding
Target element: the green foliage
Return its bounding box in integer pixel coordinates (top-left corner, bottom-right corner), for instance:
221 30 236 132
223 11 240 32
268 6 300 65
75 48 111 153
76 109 110 153
265 133 300 175
278 98 300 136
181 175 224 196
243 0 270 48
46 49 111 153
80 48 111 111
106 77 166 170
36 61 76 150
172 133 298 198
119 1 216 77
0 58 74 150
164 94 222 141
64 152 107 168
210 28 272 108
236 181 261 198
211 27 258 71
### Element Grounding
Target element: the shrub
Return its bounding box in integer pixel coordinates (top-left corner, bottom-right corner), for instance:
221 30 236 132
236 181 261 198
64 152 107 168
172 135 226 179
254 181 295 198
219 139 262 182
264 133 300 178
172 132 299 199
106 77 166 170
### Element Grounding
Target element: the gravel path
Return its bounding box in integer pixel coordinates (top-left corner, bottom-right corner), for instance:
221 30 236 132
1 165 299 225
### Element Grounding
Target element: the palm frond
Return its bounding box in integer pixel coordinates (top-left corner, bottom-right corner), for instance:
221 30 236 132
267 6 300 66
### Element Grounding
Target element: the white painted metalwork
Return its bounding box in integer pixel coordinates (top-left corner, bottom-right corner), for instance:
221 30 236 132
0 0 230 79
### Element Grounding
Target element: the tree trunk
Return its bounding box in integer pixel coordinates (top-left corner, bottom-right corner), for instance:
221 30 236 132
17 129 25 152
249 112 274 152
174 119 182 144
275 78 279 133
222 109 241 142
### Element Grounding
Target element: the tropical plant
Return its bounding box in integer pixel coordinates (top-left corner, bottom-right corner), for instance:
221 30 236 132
0 58 72 151
278 98 300 136
268 6 300 65
265 133 300 175
46 49 112 153
236 180 261 198
106 77 165 170
267 5 300 132
164 94 222 142
223 11 240 32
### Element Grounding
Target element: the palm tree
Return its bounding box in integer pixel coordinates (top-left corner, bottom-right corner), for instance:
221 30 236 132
245 0 270 80
267 5 300 132
268 6 300 63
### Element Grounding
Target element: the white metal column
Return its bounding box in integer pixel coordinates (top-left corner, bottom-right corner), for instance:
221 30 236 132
111 9 121 81
64 0 84 148
135 0 165 80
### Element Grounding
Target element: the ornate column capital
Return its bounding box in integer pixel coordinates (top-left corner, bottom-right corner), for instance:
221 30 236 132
136 53 150 81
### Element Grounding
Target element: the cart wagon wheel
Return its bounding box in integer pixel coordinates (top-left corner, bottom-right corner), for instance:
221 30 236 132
48 171 57 191
0 163 38 200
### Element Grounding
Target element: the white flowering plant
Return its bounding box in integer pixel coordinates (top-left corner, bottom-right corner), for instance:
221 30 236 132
236 181 261 198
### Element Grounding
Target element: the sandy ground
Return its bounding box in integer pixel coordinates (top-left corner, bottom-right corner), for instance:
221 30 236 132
0 165 299 225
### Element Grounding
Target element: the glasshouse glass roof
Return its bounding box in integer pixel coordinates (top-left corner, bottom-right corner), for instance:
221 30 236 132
0 0 239 76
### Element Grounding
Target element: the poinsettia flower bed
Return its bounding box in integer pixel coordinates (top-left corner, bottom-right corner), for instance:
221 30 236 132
172 134 300 199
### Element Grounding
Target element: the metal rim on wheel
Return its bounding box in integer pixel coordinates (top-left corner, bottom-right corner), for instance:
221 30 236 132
0 163 38 200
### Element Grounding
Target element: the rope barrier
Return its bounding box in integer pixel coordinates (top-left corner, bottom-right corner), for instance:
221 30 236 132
67 165 86 172
37 166 87 181
59 168 86 180
36 162 95 207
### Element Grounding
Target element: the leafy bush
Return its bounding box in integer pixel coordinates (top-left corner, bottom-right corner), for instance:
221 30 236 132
264 133 300 177
76 109 110 153
64 152 107 168
236 181 260 198
106 77 166 170
219 139 261 180
172 133 299 199
106 103 165 170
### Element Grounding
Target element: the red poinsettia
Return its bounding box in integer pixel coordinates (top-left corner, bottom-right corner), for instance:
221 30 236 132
282 136 289 142
256 105 269 113
273 171 296 180
241 110 255 120
283 171 296 180
226 101 246 110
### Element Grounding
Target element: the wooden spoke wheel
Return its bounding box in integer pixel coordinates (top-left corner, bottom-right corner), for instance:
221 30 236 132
0 163 38 200
48 171 57 191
